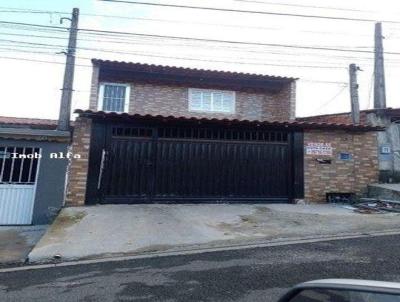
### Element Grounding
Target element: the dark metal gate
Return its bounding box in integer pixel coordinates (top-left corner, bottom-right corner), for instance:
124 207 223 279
98 124 293 203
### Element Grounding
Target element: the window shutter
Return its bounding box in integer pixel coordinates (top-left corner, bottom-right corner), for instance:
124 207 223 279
190 90 202 110
202 92 212 111
222 92 234 112
188 89 235 113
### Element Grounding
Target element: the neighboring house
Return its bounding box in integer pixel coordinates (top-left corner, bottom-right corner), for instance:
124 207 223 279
0 116 70 225
66 59 381 206
299 108 400 183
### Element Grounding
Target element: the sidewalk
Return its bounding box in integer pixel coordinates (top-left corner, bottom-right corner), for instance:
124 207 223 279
28 204 400 263
0 225 47 266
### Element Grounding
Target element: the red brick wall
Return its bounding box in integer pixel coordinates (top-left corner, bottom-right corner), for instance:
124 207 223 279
304 129 379 202
65 117 92 206
89 73 296 122
66 122 378 205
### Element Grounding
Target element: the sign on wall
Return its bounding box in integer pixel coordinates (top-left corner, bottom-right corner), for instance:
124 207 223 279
305 142 333 156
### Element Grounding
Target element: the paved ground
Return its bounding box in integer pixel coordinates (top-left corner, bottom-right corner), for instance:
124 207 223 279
369 183 400 191
0 226 47 265
368 182 400 200
2 234 400 301
29 204 400 263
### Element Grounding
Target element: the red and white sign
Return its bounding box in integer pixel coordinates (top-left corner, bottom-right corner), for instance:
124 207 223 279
305 142 333 156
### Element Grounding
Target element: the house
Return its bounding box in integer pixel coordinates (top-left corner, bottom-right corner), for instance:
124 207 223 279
0 116 70 225
299 108 400 183
65 59 381 206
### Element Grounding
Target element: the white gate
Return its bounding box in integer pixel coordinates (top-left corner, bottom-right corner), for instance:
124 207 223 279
0 147 40 225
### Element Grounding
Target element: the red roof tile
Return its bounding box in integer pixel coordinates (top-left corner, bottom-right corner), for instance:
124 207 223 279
75 109 383 132
297 108 400 125
0 116 58 129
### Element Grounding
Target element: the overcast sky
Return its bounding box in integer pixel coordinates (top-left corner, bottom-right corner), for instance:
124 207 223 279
0 0 399 119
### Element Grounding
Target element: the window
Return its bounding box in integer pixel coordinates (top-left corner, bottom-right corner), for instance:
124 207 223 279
189 89 235 113
98 83 130 113
0 147 40 185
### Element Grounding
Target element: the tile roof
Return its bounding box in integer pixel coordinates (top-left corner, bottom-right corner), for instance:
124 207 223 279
297 108 400 125
297 112 366 125
92 59 297 83
75 109 383 131
0 116 58 129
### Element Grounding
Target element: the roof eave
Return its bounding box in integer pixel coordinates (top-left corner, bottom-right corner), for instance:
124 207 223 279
75 109 383 132
91 59 297 83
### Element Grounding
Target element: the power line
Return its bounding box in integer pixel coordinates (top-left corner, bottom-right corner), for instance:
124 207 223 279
0 46 59 55
0 38 390 69
310 85 349 114
0 32 384 68
0 30 386 65
6 27 398 64
0 27 371 54
233 0 374 13
0 6 67 14
2 19 400 57
0 55 91 67
0 5 383 38
76 30 400 57
0 3 373 14
0 38 351 69
99 0 400 24
301 79 347 85
0 33 384 68
7 34 396 69
0 9 57 14
0 20 68 34
1 42 351 67
0 31 67 41
3 24 395 68
0 53 350 85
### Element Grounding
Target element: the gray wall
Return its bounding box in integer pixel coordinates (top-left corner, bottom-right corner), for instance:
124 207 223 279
368 113 400 182
0 139 68 224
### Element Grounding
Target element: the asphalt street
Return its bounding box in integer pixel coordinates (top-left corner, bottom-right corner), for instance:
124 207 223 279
1 234 400 302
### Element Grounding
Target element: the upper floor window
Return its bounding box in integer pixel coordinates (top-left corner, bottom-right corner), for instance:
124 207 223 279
189 89 235 113
98 83 130 113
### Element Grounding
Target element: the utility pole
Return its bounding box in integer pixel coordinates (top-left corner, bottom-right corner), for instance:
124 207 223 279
349 64 360 124
57 8 79 131
374 22 386 109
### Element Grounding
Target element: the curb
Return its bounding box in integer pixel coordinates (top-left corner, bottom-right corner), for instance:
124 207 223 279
1 229 400 273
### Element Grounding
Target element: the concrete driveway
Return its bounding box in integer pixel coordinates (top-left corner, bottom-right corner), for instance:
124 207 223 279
28 204 400 263
0 225 47 266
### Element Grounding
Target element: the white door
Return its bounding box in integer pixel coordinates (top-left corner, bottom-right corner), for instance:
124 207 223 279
0 147 40 225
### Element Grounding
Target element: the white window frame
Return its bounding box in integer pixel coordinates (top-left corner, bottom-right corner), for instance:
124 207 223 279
188 88 236 114
98 82 131 113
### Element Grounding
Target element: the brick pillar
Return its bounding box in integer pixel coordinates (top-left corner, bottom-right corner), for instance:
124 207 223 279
89 63 100 111
65 117 92 206
289 80 297 120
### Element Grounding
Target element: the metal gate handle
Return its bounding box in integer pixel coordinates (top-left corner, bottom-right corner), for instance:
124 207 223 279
97 149 106 189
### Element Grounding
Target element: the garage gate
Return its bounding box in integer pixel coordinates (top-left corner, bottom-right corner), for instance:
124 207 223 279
87 120 304 204
0 146 40 225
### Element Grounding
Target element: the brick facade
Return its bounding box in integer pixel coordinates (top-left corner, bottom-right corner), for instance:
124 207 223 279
65 117 92 206
89 66 296 122
304 129 379 202
64 62 378 206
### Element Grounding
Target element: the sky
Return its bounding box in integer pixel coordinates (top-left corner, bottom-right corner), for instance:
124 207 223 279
0 0 399 119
